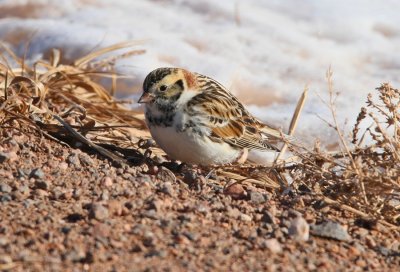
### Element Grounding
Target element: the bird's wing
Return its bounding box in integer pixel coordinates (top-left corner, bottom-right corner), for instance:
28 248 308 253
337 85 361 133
186 75 288 152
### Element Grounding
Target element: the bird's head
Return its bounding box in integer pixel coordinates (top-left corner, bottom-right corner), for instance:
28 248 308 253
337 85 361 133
138 68 197 107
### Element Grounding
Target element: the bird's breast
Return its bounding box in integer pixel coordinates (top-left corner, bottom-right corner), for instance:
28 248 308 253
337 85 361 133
146 116 240 165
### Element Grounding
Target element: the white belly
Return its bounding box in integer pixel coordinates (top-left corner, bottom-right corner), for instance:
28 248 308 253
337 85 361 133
148 125 241 165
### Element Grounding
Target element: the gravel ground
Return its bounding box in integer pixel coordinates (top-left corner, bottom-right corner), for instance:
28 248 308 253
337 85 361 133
0 128 399 271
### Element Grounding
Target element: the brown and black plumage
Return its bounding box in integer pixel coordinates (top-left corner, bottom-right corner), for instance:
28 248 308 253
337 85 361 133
138 67 291 165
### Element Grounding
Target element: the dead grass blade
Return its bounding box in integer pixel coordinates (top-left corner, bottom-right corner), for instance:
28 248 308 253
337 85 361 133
276 85 308 163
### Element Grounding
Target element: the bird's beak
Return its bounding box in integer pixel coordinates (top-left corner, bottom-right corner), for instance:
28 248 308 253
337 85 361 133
138 92 155 104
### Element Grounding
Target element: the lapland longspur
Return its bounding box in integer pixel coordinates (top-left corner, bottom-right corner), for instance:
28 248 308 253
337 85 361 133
138 67 291 166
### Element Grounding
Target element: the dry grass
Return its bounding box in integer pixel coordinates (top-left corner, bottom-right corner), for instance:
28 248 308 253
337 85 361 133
0 41 149 165
0 43 399 228
287 76 400 227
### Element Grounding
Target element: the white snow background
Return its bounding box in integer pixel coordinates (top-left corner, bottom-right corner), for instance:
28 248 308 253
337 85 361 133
1 0 399 146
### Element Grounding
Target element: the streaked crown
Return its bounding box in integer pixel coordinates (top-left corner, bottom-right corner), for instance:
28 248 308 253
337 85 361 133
143 67 179 92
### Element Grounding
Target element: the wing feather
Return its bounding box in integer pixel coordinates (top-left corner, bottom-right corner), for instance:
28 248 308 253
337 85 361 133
186 75 286 152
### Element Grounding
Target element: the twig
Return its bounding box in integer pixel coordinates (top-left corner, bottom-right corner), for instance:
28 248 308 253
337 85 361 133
369 112 400 161
323 196 399 230
326 68 368 205
52 114 127 166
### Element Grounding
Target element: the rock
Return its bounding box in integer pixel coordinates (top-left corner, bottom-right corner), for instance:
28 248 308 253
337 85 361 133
261 211 275 224
67 154 80 167
311 221 351 241
108 200 123 216
249 191 266 204
160 182 174 196
224 183 246 199
0 254 12 264
0 151 17 163
73 188 81 199
288 216 310 242
183 170 198 185
136 175 154 187
227 207 242 219
64 213 84 223
142 209 159 220
0 237 8 247
390 240 400 251
92 223 111 238
17 168 28 178
17 250 35 262
354 227 369 238
156 167 176 183
59 162 68 171
89 203 109 221
0 194 12 202
377 246 391 256
263 238 282 253
30 168 45 179
142 231 155 247
387 198 400 208
78 154 94 166
196 204 209 215
102 177 113 187
34 189 49 197
35 180 50 190
18 185 30 195
64 248 86 262
239 213 252 222
100 190 109 201
0 183 12 193
61 190 73 200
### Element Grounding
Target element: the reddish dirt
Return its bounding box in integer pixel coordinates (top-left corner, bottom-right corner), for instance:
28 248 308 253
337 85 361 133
0 128 399 271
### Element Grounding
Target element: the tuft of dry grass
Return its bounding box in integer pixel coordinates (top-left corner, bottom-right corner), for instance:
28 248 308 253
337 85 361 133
287 79 400 227
0 41 149 165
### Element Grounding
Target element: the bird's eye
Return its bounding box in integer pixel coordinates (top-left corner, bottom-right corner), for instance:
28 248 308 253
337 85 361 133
159 85 168 92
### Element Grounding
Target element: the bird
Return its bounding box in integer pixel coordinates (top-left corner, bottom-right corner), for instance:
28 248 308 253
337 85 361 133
138 67 292 166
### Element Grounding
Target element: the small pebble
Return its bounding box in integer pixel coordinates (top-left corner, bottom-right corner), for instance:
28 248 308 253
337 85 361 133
35 180 50 190
227 207 242 219
160 182 174 196
0 183 12 193
0 254 12 264
261 211 275 224
102 177 113 187
67 154 80 167
288 216 310 242
59 162 68 171
224 183 246 199
108 200 123 216
30 168 45 179
311 221 350 241
89 203 109 221
34 189 49 197
100 190 110 201
0 151 18 163
156 167 176 183
263 238 282 253
92 223 111 238
249 191 266 204
78 154 94 166
0 237 8 247
239 213 252 222
0 194 12 202
64 248 86 262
